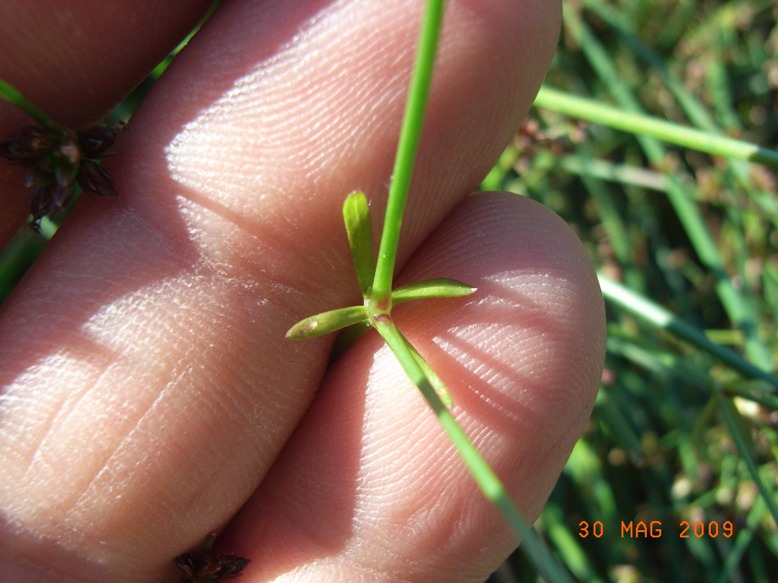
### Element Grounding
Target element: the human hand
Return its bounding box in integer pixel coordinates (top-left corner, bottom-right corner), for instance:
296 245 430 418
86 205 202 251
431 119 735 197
0 1 604 582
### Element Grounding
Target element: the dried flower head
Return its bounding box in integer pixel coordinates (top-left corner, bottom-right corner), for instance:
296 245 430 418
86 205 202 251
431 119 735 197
0 122 121 231
175 532 250 583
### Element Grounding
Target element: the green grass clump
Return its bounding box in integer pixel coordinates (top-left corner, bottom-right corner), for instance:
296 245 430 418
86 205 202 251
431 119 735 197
486 1 778 581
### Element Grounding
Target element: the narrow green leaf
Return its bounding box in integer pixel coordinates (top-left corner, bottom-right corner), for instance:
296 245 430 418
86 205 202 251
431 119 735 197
342 191 375 296
392 278 476 305
0 79 57 127
286 305 368 339
535 85 778 170
599 274 778 389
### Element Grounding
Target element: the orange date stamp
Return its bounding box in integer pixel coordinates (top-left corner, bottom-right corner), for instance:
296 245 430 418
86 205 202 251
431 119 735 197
578 519 735 539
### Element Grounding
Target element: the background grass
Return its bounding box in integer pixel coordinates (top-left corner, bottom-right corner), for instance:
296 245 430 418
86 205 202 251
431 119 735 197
1 1 776 582
487 1 778 581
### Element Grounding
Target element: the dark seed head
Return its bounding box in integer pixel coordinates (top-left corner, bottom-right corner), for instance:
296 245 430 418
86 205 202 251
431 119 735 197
211 556 250 578
0 125 56 164
0 121 121 228
175 535 250 582
77 159 118 196
77 124 120 158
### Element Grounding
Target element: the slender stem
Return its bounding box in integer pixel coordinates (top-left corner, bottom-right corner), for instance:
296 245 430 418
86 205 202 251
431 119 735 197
599 273 778 389
373 318 573 583
535 86 778 169
371 0 444 303
0 79 57 127
373 318 446 413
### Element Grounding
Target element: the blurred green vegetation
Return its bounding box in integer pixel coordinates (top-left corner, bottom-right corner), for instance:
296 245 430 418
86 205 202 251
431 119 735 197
488 1 778 581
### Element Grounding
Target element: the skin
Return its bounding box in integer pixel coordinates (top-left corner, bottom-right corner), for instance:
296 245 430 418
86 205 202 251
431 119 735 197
0 1 603 582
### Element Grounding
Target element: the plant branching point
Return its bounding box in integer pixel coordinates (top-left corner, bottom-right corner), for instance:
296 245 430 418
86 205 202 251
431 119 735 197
286 189 474 407
286 2 574 581
0 79 120 231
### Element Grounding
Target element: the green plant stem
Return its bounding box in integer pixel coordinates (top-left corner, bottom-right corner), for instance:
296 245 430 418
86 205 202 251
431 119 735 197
0 228 48 304
599 274 778 389
371 0 444 304
0 79 57 127
372 317 572 583
534 86 778 169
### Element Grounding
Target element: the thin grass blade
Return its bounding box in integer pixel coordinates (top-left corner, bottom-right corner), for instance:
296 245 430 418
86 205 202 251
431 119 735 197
286 305 368 339
373 317 573 583
392 278 476 305
343 191 375 296
0 79 56 127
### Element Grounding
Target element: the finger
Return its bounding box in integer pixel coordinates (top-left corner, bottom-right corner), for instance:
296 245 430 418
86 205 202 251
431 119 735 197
0 1 561 581
220 193 605 582
0 0 214 242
